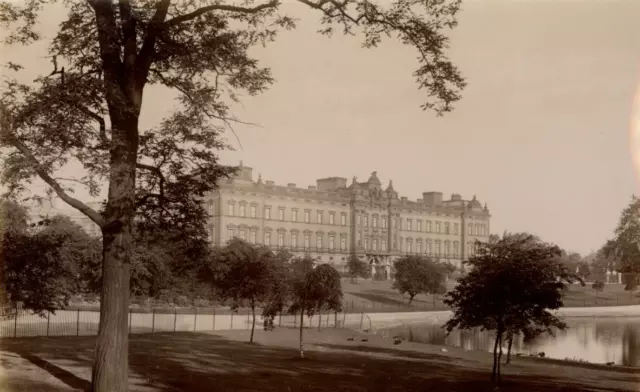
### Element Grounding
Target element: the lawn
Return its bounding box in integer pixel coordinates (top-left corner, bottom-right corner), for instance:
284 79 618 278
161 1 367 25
340 280 640 312
1 328 637 392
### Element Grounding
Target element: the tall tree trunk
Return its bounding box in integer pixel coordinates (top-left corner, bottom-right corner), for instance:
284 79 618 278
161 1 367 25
506 333 514 364
408 294 414 304
91 115 138 392
299 308 305 359
250 302 256 344
497 332 503 382
492 329 500 383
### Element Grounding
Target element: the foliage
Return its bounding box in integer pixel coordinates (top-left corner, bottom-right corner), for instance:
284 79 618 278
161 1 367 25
444 232 582 383
602 195 640 290
346 254 369 282
208 238 281 342
592 280 605 292
1 200 99 315
392 255 448 303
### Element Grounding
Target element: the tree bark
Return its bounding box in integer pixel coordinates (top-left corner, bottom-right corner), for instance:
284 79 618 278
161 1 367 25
90 109 138 392
299 308 305 359
497 331 503 382
250 301 256 343
506 333 514 364
492 329 500 383
408 294 414 304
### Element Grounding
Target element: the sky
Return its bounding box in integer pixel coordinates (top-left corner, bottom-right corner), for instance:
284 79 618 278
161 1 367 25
2 0 640 256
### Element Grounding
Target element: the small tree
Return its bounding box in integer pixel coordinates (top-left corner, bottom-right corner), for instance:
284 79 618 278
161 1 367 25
289 262 342 359
209 238 279 343
347 254 369 283
592 280 605 303
444 233 581 384
392 256 448 304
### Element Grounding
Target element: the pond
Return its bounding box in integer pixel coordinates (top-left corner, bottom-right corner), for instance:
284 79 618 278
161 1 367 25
382 317 640 366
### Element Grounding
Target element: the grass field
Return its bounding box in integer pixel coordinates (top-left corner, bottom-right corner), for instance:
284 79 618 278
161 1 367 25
1 328 637 392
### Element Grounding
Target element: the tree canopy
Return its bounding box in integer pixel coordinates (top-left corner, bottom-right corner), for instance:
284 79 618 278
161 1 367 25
346 254 369 282
392 255 448 303
444 233 582 383
602 195 640 291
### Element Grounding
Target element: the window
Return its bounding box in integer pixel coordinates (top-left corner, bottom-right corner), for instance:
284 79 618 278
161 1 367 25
364 237 368 250
292 233 298 248
468 242 473 257
239 230 246 241
445 240 450 256
372 239 377 251
329 213 335 225
278 232 284 247
357 215 361 226
475 224 480 236
393 218 396 228
228 229 235 239
316 235 322 249
364 216 368 227
373 216 377 228
426 221 432 233
250 230 256 244
292 209 298 222
304 233 310 248
239 204 245 217
417 220 422 232
228 204 235 216
406 241 412 253
453 241 459 257
468 223 473 236
329 235 335 250
480 224 485 236
358 232 362 246
417 241 422 254
407 219 412 231
382 240 387 251
445 222 450 234
305 210 310 223
317 211 323 224
278 208 284 221
264 232 271 245
208 202 214 215
340 237 346 250
435 221 441 233
426 240 432 255
382 216 387 228
250 205 256 218
341 213 347 226
435 241 441 256
264 207 271 220
454 223 459 235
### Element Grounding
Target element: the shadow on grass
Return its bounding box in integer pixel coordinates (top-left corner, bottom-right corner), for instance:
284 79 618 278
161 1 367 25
2 332 637 392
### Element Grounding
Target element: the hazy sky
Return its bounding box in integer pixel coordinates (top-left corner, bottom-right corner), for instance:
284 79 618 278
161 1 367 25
3 0 640 255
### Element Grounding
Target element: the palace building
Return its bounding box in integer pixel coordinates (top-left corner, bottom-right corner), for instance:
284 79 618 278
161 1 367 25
204 162 491 279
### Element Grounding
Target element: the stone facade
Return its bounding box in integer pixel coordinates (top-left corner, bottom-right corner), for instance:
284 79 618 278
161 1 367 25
204 162 492 279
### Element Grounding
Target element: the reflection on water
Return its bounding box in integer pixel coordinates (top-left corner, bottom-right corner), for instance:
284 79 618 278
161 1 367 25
383 317 640 366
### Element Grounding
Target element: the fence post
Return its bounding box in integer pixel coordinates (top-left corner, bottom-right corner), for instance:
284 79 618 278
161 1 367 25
173 308 177 332
194 307 198 332
46 310 50 337
76 309 80 336
278 312 282 327
230 310 234 330
13 307 18 338
213 308 216 331
359 312 364 330
152 308 155 333
129 309 132 334
334 312 338 328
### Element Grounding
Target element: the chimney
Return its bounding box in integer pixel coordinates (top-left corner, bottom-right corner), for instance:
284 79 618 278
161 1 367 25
422 192 443 205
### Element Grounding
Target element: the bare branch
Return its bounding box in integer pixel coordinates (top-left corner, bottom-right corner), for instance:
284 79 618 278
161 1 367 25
72 104 110 146
164 0 280 27
135 0 171 94
0 104 105 227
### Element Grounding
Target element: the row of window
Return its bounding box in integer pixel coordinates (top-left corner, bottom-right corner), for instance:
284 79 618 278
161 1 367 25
228 228 349 251
219 203 487 236
225 228 480 258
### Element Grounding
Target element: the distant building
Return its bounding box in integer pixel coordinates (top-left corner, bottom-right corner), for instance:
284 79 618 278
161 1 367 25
204 162 492 279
